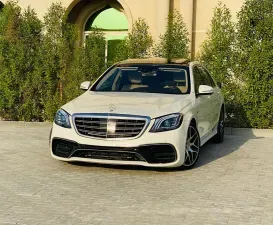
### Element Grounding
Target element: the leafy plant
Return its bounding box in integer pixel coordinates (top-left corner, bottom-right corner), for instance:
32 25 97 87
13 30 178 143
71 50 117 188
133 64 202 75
63 29 107 103
236 0 273 128
197 2 247 127
40 4 107 121
18 7 43 121
84 29 106 80
40 2 73 121
114 18 153 62
0 0 22 120
0 1 43 121
198 2 235 85
153 10 190 61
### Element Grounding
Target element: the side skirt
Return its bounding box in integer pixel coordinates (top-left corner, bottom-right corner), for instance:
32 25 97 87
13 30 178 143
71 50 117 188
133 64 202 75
200 125 218 146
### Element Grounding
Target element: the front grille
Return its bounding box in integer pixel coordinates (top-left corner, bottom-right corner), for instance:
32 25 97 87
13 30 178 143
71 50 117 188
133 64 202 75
74 114 148 139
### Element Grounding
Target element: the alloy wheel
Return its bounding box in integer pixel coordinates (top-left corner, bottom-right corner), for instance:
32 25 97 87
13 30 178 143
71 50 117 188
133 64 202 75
183 126 200 167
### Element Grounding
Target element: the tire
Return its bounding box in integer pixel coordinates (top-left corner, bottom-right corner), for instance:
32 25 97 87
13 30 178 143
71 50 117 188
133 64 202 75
212 108 225 143
182 125 200 169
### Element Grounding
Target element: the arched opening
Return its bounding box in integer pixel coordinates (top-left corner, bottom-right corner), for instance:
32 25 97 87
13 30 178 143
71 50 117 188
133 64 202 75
85 7 128 63
85 7 128 31
67 0 131 64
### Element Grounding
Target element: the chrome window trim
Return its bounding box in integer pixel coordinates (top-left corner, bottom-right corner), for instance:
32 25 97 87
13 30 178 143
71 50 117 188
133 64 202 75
72 113 151 140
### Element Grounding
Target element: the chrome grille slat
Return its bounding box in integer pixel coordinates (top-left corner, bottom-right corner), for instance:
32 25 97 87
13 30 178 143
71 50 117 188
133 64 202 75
108 131 140 135
74 114 149 139
77 129 107 136
115 122 145 126
76 124 107 130
115 127 143 131
75 120 107 125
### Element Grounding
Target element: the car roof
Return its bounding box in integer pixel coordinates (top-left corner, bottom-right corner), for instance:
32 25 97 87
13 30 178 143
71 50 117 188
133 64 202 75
118 57 190 66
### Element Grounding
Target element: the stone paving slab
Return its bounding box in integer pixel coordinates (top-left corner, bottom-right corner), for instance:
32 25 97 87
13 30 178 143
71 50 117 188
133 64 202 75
0 123 273 225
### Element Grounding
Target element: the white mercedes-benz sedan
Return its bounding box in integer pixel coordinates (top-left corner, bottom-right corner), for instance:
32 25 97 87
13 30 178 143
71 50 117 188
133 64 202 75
50 58 225 169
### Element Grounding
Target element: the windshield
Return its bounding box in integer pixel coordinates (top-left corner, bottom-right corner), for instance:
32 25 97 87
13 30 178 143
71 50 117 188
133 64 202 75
91 64 190 95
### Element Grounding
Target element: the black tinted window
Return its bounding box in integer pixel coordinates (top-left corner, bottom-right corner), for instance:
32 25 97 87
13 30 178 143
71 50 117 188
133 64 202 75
193 67 203 93
198 66 216 87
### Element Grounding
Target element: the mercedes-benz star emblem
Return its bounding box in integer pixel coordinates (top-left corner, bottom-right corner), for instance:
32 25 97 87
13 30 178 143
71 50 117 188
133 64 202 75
109 104 116 112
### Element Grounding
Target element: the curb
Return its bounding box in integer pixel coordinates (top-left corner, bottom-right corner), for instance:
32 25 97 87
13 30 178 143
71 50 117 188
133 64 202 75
225 127 273 138
0 121 52 129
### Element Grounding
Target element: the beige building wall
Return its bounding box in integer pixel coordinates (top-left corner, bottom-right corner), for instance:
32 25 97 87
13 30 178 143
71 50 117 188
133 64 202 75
1 0 246 57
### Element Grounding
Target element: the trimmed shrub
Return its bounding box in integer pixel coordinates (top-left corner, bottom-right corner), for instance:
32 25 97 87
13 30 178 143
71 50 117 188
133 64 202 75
18 7 43 121
0 1 22 120
40 4 107 121
197 2 248 127
198 2 235 84
0 1 107 121
0 1 43 121
84 29 106 80
236 0 273 128
153 10 190 60
114 18 153 62
40 2 78 121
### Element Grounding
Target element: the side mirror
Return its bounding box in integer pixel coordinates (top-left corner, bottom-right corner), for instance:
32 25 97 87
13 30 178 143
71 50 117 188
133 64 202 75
80 81 91 91
197 85 214 96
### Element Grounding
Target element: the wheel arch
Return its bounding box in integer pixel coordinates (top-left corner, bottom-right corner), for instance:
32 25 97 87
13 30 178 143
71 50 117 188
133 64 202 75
190 117 197 129
221 103 226 119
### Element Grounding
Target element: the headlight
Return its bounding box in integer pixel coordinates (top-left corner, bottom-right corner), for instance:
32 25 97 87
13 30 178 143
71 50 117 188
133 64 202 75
54 109 71 128
150 113 183 133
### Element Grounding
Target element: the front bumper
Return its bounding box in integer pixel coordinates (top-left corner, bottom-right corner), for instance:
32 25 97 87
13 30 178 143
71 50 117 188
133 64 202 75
50 118 189 168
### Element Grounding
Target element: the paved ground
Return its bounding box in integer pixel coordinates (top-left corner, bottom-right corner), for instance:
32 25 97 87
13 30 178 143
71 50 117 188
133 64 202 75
1 122 273 225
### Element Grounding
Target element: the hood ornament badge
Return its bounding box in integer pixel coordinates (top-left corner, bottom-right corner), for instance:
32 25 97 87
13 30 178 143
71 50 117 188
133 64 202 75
109 104 116 112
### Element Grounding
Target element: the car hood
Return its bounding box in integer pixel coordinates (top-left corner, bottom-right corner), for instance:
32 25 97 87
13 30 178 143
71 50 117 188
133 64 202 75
62 92 192 119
